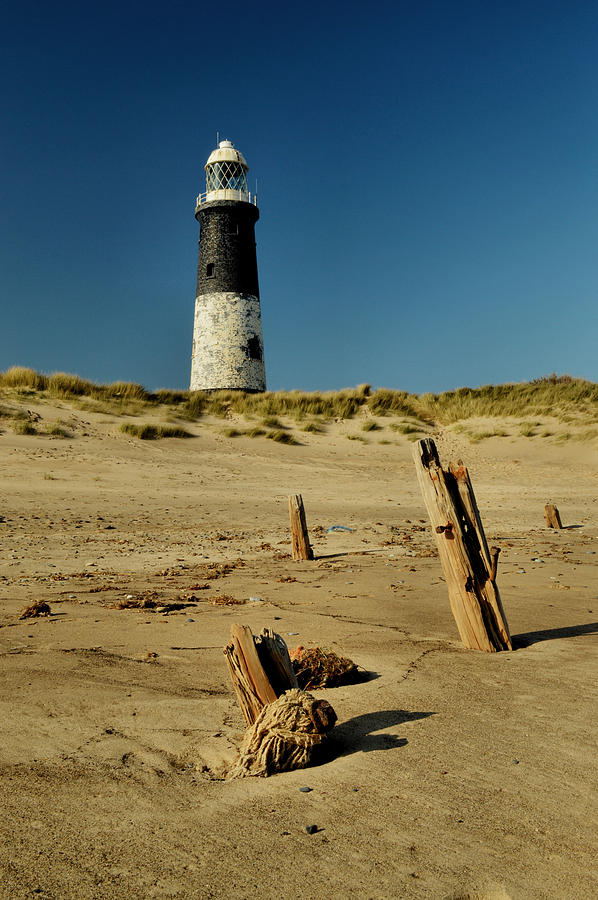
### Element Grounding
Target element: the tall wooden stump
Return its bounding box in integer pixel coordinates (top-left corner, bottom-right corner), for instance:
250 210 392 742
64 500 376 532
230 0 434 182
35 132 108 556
544 504 563 529
223 624 298 726
288 494 314 560
412 438 512 652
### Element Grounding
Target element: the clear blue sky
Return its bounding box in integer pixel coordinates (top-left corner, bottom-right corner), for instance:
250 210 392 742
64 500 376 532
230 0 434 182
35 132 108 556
2 0 597 392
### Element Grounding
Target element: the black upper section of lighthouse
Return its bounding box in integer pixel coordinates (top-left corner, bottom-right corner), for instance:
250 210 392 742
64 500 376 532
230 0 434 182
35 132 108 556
196 199 260 298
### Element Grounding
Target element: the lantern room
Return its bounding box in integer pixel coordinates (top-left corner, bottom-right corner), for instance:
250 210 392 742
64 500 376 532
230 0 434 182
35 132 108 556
195 140 257 212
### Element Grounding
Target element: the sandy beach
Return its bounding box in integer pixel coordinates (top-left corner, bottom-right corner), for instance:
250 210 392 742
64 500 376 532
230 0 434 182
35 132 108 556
1 395 596 899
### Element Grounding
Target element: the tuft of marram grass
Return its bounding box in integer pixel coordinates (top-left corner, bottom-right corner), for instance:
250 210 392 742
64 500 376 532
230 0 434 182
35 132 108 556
45 425 71 438
0 367 47 391
390 423 425 435
0 405 29 422
180 392 207 420
267 429 300 445
519 423 536 437
361 420 381 432
160 426 192 438
12 420 37 435
368 389 423 418
121 423 159 440
0 367 152 407
223 426 279 438
469 429 506 443
262 415 284 428
120 423 192 440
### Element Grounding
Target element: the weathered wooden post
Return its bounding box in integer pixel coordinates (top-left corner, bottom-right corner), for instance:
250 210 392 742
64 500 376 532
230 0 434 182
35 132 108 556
288 494 314 560
412 438 512 652
223 624 298 726
544 503 563 529
224 625 336 779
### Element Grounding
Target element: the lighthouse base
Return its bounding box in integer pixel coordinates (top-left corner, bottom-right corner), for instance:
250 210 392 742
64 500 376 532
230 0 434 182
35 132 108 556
190 292 266 392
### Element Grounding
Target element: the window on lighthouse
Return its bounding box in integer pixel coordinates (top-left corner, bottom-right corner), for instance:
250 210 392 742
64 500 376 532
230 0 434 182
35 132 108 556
206 263 215 277
246 336 262 360
206 161 248 194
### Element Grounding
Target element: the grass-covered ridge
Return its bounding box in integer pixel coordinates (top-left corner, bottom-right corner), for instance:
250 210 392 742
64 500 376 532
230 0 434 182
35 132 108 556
0 367 596 425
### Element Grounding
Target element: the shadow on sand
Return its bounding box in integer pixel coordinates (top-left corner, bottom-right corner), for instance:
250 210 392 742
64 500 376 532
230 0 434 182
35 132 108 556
513 621 598 648
322 709 436 758
315 549 388 560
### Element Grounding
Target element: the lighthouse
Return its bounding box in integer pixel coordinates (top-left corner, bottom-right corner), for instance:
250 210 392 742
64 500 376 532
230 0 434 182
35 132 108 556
190 140 266 392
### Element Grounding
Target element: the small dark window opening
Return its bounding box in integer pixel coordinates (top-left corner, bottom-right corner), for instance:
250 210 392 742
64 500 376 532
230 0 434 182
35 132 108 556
206 263 215 277
228 222 239 235
246 335 262 361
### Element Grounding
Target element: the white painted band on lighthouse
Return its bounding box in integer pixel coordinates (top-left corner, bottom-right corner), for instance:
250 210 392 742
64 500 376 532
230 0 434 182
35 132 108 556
190 291 266 392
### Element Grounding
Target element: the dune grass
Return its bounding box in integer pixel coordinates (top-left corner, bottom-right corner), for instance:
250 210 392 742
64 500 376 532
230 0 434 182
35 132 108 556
45 425 71 438
221 425 279 439
11 420 37 435
519 422 537 437
389 423 426 435
120 423 192 440
262 415 285 428
266 429 300 445
1 368 597 429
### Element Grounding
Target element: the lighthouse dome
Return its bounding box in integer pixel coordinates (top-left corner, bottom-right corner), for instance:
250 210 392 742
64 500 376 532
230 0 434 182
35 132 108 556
205 140 249 170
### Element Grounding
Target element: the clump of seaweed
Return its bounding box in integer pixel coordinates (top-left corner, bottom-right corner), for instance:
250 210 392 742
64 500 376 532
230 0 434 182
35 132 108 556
115 593 159 609
113 591 199 611
203 562 238 579
20 600 51 618
210 595 246 607
290 646 361 689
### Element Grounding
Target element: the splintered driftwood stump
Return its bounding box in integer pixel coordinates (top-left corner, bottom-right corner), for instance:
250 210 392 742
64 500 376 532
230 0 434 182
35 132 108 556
223 624 299 726
288 494 314 560
412 438 512 652
544 503 563 529
223 625 337 778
